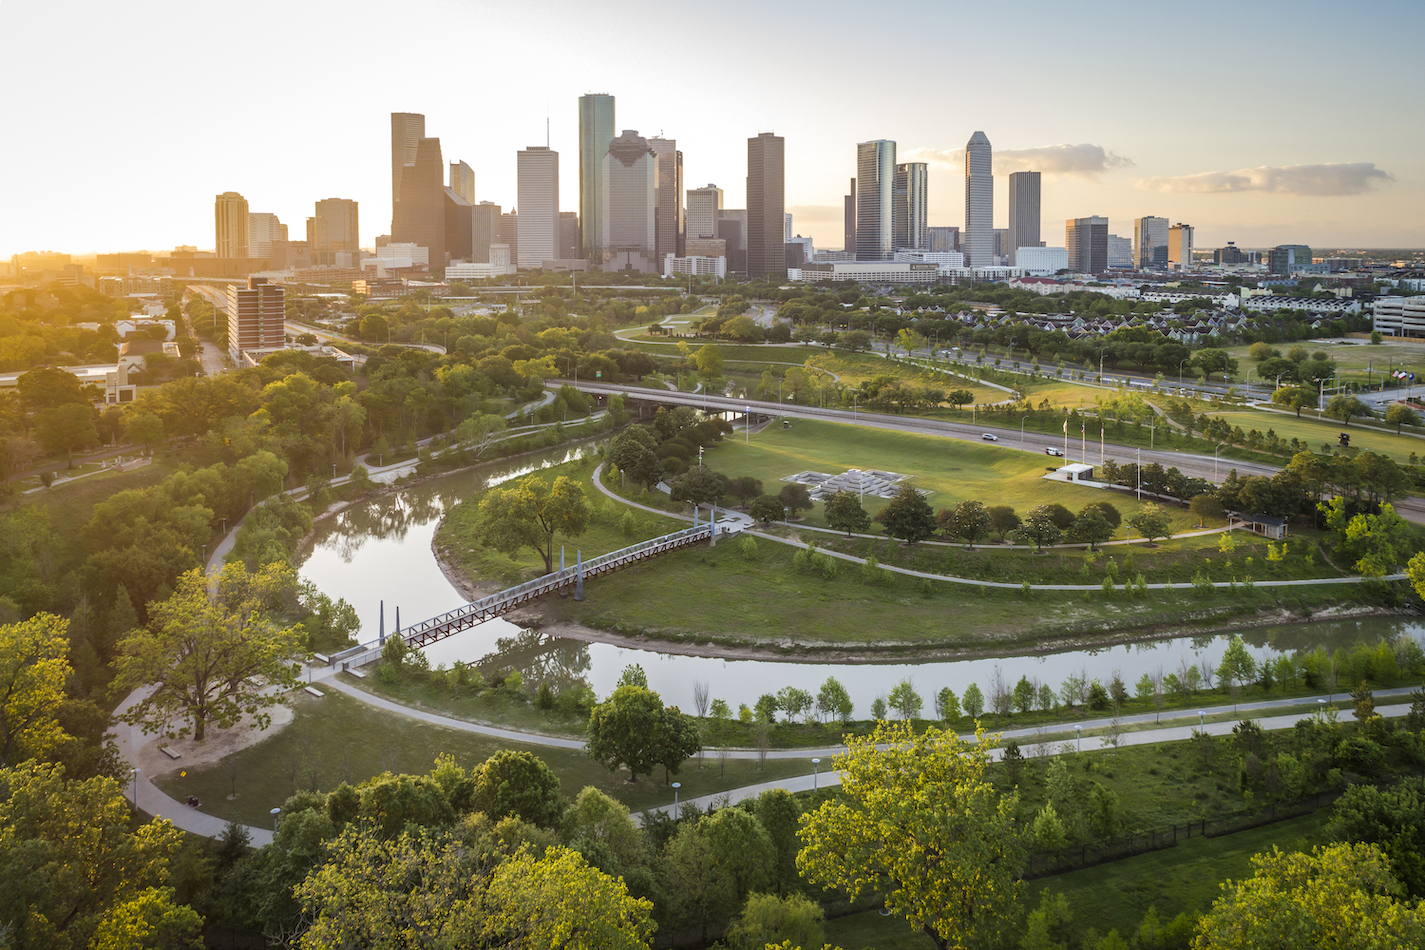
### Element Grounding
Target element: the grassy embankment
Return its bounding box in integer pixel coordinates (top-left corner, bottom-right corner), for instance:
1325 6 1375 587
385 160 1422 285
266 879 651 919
153 688 815 827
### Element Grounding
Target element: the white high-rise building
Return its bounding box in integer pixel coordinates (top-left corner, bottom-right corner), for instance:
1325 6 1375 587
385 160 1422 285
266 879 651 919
784 212 793 243
964 131 993 268
247 213 287 260
855 139 896 261
516 146 559 268
686 184 724 241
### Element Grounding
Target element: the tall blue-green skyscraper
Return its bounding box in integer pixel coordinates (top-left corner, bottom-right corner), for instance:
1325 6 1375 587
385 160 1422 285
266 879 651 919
578 94 615 262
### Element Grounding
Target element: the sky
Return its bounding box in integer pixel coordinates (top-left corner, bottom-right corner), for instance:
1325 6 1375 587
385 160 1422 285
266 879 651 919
2 0 1423 259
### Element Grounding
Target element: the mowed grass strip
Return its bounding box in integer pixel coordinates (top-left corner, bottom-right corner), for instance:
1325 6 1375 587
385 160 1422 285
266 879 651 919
153 689 821 827
1209 409 1425 463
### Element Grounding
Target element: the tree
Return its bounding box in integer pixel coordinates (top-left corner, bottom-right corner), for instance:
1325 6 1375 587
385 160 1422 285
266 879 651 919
1067 509 1113 551
1190 493 1226 526
125 412 166 454
1325 779 1425 897
1386 404 1422 434
586 685 697 783
951 500 992 549
726 892 826 950
816 676 854 723
453 412 507 461
471 750 564 828
962 683 985 718
1013 676 1036 715
0 614 71 767
888 679 923 720
37 403 98 467
669 466 725 506
797 722 1026 950
115 563 304 743
876 485 936 545
749 494 784 523
694 343 724 378
778 483 814 519
935 687 961 722
1193 843 1425 949
359 313 389 341
1271 385 1315 418
1014 505 1063 552
1409 551 1425 603
1326 394 1374 426
776 686 813 723
1126 503 1172 545
1217 635 1258 693
0 762 190 950
989 505 1021 541
1192 348 1238 383
480 474 591 573
824 490 871 537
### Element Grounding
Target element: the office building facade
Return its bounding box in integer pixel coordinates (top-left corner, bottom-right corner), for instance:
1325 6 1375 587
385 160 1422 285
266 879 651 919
215 192 249 259
390 112 425 232
1066 216 1109 273
578 93 616 262
392 135 446 266
716 210 748 273
602 130 657 271
1107 234 1133 269
648 137 684 262
1006 171 1040 266
559 212 580 260
1271 244 1313 275
963 131 993 267
746 132 785 278
225 276 284 359
1168 223 1194 270
445 188 474 262
686 184 724 242
449 160 475 204
844 178 856 253
855 140 895 261
1133 216 1169 269
307 199 359 267
893 162 928 251
927 226 959 253
517 146 559 268
472 202 501 264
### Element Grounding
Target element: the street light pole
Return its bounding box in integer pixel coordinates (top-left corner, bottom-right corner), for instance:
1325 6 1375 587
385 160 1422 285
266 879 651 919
1214 441 1227 480
672 782 681 813
1020 415 1028 445
812 757 821 791
271 806 281 833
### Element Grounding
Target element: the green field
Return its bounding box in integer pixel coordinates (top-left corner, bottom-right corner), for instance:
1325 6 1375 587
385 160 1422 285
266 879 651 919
153 688 821 827
1208 409 1425 463
1224 337 1425 378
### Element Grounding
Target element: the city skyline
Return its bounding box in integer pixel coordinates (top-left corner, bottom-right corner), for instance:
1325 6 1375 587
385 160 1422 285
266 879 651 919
0 0 1421 259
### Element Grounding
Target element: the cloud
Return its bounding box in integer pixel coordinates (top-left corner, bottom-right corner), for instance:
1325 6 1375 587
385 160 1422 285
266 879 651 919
1136 162 1394 196
903 143 1133 177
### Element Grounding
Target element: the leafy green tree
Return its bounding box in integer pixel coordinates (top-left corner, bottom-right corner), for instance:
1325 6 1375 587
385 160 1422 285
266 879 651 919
669 465 724 506
115 563 304 743
875 485 937 545
1326 394 1374 426
749 495 784 523
1325 779 1425 897
1013 676 1036 715
778 483 814 518
472 750 565 828
453 412 507 461
951 500 993 549
1271 385 1315 418
1217 636 1258 693
797 723 1026 950
480 474 591 573
694 343 724 378
586 685 697 783
125 412 166 453
1126 503 1172 545
89 886 204 950
935 687 960 722
753 788 803 896
962 683 985 718
660 822 737 945
1014 505 1063 552
824 490 871 537
563 787 647 877
37 403 98 466
888 679 923 720
726 892 826 950
989 505 1020 541
608 428 662 491
1191 348 1238 382
0 614 71 767
1193 843 1425 949
1190 493 1226 526
1386 404 1422 434
1067 509 1113 550
816 676 854 723
0 762 190 950
776 686 813 723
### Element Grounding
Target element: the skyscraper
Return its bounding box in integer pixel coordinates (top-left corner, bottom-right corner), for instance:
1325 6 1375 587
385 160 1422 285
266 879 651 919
472 202 501 263
214 192 249 259
855 140 895 261
449 160 475 204
746 132 785 279
844 178 856 253
578 94 616 262
307 198 359 267
686 185 724 241
1133 216 1169 269
893 162 928 251
927 226 959 253
964 131 993 267
247 213 286 260
1006 171 1041 265
1270 244 1312 275
225 277 284 359
716 210 748 274
391 135 446 266
1168 223 1194 270
648 137 685 262
517 146 559 269
390 112 425 232
445 188 474 262
1066 216 1109 273
559 212 580 260
602 130 657 272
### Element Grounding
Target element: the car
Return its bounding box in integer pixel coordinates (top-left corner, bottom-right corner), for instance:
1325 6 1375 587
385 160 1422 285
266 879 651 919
981 433 999 442
1045 446 1064 457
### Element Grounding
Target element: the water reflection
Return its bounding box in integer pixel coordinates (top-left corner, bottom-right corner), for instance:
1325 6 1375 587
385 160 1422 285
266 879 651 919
299 442 1424 717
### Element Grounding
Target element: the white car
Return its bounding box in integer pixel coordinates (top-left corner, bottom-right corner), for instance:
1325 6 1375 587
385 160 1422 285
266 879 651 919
981 433 999 442
1045 446 1064 457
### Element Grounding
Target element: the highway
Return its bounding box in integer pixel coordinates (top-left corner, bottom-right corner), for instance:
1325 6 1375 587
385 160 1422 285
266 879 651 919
566 379 1425 524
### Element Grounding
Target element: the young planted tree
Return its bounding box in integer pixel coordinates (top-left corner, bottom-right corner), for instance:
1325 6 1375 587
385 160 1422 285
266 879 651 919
1066 509 1113 551
816 676 854 724
778 483 814 520
1126 503 1173 545
988 505 1020 541
115 562 305 743
1014 505 1063 552
888 679 923 721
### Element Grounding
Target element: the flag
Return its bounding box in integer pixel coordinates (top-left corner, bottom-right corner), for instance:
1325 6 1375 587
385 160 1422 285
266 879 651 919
1063 418 1068 434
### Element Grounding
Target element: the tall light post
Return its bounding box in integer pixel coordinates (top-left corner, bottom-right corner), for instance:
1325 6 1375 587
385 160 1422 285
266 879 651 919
812 757 821 791
745 406 751 444
672 782 681 813
1135 448 1141 500
1020 414 1028 445
131 767 139 811
1075 725 1082 752
1214 441 1227 480
270 806 281 833
1179 359 1189 389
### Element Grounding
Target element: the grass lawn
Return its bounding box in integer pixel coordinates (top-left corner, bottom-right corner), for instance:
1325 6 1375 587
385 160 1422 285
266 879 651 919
702 418 1200 535
1209 409 1425 463
1224 337 1425 379
154 688 822 827
825 813 1326 949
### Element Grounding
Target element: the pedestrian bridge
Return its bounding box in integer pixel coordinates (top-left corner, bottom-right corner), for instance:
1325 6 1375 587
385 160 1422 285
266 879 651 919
330 519 718 668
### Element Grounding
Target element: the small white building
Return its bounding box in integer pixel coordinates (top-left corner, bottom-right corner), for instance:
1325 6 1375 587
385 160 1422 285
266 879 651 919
1015 247 1068 276
663 254 726 278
